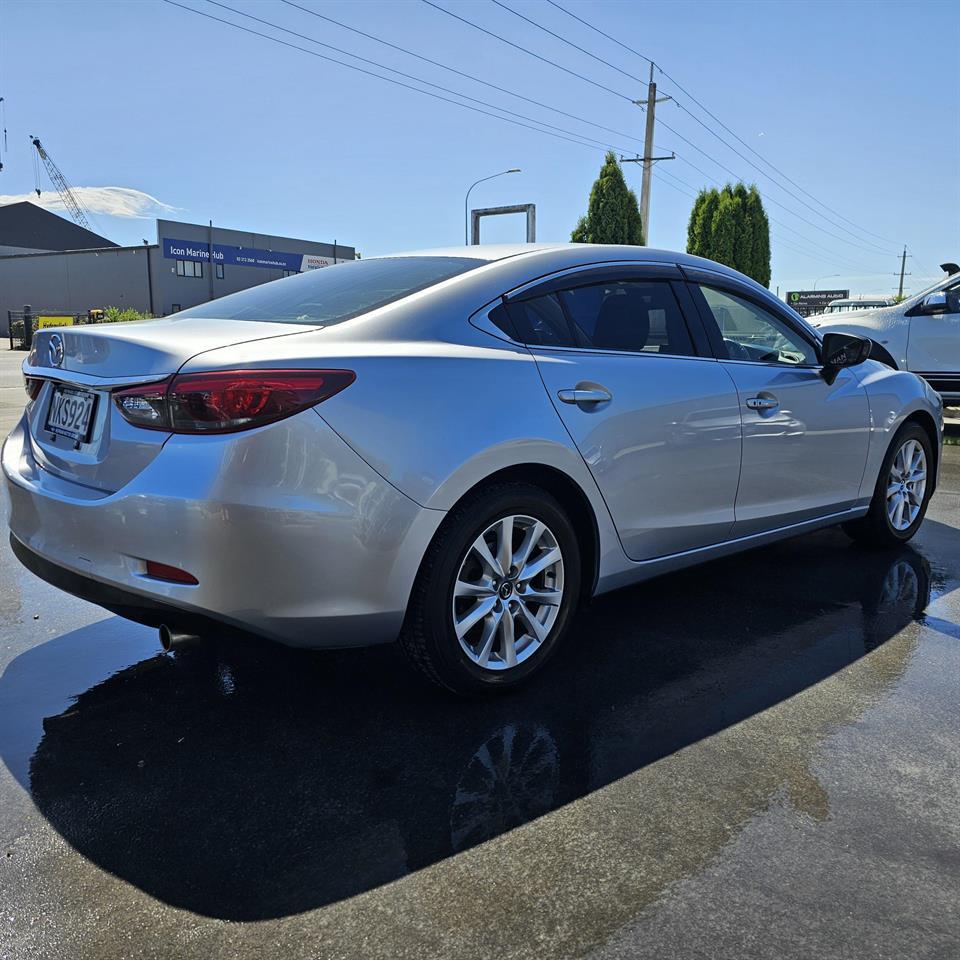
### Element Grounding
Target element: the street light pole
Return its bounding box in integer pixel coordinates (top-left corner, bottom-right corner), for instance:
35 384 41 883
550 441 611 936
465 168 520 244
813 274 842 290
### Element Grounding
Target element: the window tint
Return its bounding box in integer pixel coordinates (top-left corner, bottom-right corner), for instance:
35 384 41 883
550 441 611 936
508 280 694 356
177 256 487 325
699 286 818 365
507 293 572 346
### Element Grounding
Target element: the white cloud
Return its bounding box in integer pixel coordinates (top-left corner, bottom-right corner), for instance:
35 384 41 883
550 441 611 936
0 186 180 219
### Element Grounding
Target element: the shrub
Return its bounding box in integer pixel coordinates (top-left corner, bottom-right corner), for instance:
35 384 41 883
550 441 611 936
102 307 152 323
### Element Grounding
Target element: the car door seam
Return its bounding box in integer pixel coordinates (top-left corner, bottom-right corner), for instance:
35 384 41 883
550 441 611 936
525 346 632 563
718 361 744 537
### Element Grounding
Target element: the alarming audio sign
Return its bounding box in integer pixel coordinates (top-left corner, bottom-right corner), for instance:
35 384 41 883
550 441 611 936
785 289 849 318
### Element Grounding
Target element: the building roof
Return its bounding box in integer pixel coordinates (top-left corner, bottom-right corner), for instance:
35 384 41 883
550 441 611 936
0 200 116 252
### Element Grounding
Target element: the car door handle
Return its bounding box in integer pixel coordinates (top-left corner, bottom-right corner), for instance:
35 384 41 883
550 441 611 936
745 396 779 411
558 387 612 405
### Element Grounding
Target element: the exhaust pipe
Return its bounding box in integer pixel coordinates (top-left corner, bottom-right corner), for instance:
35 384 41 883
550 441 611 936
159 624 200 652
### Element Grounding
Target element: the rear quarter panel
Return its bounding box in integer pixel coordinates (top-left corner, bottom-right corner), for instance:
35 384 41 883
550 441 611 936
316 329 629 575
185 318 632 590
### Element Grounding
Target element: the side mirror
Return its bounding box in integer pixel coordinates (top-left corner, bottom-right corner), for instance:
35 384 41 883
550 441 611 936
918 291 949 315
821 332 872 385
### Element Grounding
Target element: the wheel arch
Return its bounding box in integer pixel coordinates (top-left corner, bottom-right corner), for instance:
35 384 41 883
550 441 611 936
901 409 940 494
430 463 601 602
867 340 898 369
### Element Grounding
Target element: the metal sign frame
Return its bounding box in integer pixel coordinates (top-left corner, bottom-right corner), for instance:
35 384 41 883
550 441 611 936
470 204 536 245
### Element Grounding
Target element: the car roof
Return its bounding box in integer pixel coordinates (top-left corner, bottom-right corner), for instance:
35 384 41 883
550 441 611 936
372 242 752 278
366 243 784 320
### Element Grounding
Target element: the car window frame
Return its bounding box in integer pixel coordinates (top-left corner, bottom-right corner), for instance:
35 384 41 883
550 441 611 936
681 267 823 368
492 262 716 360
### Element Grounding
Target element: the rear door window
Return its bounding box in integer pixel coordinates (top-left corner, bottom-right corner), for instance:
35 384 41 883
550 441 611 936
508 280 695 357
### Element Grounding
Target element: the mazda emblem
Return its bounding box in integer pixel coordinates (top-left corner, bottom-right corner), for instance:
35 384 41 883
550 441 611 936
48 333 64 368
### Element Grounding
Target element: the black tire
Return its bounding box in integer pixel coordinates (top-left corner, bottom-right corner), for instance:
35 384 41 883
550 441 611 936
843 422 933 548
399 482 581 695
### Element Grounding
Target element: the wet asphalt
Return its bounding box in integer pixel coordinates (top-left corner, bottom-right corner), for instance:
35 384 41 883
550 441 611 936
0 347 958 959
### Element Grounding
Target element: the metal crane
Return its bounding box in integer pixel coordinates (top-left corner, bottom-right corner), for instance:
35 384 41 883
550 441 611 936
29 135 93 230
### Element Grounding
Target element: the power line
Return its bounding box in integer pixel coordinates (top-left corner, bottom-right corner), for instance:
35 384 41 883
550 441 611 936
203 0 635 154
495 0 894 255
162 1 619 156
164 0 886 276
193 0 880 273
421 0 635 102
278 0 651 148
653 113 895 256
655 170 878 272
667 96 893 254
545 0 654 65
665 147 880 271
614 155 877 272
489 0 649 79
423 0 895 259
544 0 898 249
666 152 875 271
656 66 899 246
279 0 874 268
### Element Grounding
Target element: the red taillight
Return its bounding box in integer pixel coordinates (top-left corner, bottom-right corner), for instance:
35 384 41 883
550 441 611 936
114 369 355 434
144 560 199 584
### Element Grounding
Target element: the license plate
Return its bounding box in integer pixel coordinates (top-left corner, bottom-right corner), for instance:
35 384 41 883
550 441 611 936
46 386 97 443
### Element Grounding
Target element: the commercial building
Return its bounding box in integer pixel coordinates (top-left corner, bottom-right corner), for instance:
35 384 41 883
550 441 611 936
0 203 356 336
0 200 117 257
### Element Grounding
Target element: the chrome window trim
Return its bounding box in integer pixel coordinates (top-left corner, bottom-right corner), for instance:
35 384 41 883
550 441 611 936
502 259 682 302
22 362 168 390
719 358 823 370
687 275 823 365
472 260 705 360
469 300 716 363
525 344 721 363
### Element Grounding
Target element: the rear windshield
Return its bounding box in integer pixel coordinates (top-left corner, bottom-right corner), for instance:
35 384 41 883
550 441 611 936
176 256 487 325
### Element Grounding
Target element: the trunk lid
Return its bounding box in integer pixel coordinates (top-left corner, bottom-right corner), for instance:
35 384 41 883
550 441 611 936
28 316 312 378
24 318 318 492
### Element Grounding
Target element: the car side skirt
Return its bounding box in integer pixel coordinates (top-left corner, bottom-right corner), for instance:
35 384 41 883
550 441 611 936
594 504 870 595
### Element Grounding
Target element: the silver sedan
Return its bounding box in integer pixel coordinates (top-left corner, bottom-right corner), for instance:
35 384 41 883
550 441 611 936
3 244 942 693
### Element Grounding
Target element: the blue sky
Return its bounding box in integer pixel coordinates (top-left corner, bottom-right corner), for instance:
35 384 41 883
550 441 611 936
0 0 957 296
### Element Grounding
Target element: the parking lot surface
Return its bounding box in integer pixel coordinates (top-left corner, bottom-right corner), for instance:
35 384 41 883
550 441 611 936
1 346 958 959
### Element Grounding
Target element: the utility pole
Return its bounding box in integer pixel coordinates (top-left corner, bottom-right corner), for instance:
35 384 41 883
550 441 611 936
639 63 659 245
898 245 911 299
621 64 674 246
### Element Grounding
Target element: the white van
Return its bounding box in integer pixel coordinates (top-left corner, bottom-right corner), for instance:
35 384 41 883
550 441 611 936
811 263 960 401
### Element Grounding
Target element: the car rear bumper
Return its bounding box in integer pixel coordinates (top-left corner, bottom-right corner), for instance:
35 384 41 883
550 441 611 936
3 410 444 648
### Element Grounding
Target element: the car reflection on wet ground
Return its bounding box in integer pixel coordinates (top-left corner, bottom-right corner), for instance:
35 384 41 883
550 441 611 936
1 352 959 959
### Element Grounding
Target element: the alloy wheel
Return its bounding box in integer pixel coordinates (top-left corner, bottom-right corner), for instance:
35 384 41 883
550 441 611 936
451 514 565 671
886 438 927 531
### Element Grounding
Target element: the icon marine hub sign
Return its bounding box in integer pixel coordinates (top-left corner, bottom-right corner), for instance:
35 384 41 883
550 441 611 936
162 238 336 274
